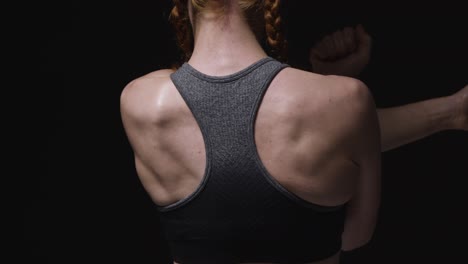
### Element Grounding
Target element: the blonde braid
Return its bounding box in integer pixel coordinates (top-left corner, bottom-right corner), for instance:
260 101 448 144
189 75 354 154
263 0 287 62
170 0 194 65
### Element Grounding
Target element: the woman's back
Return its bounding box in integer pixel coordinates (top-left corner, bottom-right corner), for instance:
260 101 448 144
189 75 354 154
122 61 365 208
120 57 379 263
121 1 380 263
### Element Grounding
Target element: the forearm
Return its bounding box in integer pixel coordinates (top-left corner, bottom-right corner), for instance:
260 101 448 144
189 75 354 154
378 96 456 152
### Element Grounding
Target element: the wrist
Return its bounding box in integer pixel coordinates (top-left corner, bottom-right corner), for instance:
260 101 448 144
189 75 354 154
433 95 460 131
447 93 467 130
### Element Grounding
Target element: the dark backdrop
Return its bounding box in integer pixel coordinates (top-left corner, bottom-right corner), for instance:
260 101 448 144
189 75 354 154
32 1 467 263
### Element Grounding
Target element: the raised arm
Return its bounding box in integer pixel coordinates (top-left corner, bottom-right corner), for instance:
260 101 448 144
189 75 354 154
309 26 467 152
309 24 371 77
377 86 467 151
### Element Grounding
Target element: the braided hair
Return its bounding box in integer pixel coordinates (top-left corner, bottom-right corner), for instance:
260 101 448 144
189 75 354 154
263 0 287 62
169 0 287 66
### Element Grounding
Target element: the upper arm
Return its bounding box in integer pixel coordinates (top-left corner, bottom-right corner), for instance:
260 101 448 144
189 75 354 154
120 78 145 141
119 69 174 153
340 79 381 251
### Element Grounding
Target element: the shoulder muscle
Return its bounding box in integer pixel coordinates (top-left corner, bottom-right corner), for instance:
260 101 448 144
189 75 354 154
120 69 175 126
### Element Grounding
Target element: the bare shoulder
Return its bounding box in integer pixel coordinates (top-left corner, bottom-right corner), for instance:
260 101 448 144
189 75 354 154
120 69 175 109
120 69 175 125
319 74 377 136
276 68 377 140
323 74 376 119
279 68 375 117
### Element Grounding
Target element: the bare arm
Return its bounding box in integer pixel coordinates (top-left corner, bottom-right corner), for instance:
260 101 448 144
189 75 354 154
309 27 468 152
378 86 467 151
340 80 381 251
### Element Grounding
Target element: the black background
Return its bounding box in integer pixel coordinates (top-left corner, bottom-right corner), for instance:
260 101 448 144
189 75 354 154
32 1 467 263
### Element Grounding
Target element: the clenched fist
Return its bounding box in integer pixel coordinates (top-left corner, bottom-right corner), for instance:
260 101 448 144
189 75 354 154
309 24 372 77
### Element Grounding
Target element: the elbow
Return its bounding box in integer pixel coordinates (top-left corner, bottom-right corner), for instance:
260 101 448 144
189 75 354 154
341 229 374 252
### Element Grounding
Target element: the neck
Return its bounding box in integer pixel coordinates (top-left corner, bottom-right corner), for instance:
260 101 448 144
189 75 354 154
188 5 267 76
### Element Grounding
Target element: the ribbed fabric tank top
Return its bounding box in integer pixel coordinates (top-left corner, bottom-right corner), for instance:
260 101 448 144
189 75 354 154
157 57 346 264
